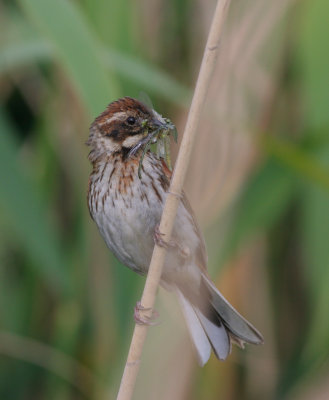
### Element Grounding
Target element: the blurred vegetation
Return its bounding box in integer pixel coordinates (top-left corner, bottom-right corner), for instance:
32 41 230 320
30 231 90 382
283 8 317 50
1 0 329 399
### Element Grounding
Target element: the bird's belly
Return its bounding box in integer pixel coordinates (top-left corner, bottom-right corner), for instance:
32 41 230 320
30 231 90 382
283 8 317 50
94 204 202 296
93 187 161 274
90 165 202 287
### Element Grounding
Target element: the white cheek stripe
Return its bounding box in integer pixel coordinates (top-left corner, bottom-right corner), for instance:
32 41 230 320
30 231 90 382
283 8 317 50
122 134 145 148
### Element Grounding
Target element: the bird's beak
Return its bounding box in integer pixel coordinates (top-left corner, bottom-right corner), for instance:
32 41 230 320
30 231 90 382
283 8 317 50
145 115 177 144
128 115 176 158
142 117 168 143
148 117 168 132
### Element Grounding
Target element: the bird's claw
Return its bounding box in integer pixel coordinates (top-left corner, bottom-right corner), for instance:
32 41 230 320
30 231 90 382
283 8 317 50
154 224 175 249
154 225 190 259
134 301 159 326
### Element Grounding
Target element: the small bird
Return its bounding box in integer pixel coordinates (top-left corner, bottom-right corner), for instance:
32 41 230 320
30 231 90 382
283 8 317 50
87 97 263 366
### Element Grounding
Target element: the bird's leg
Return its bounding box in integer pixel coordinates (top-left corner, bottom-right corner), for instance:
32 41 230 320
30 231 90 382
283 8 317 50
134 301 159 326
154 225 168 248
154 225 190 259
154 224 177 249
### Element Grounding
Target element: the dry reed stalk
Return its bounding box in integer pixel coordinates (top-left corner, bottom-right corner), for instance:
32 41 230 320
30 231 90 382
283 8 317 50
116 1 231 399
188 0 293 224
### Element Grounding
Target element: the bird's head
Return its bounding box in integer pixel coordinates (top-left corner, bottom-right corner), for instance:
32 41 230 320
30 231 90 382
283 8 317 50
87 97 171 162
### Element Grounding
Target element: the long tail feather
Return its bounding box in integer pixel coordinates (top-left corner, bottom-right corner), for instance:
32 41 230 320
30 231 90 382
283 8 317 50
177 290 211 366
177 274 263 364
201 274 264 345
194 307 230 360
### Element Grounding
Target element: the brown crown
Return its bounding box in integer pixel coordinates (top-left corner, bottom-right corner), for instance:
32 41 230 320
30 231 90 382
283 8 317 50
93 97 151 127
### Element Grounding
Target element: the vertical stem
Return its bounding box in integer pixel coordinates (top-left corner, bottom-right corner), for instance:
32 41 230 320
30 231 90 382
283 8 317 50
116 1 231 399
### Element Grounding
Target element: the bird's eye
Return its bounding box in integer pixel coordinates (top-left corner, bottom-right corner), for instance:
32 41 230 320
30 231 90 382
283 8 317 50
127 116 136 125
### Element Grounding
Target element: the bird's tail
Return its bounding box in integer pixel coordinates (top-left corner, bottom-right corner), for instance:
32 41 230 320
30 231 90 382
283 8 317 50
177 273 263 366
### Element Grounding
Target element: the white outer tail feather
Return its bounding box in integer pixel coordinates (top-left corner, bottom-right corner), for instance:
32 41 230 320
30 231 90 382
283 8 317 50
177 291 211 366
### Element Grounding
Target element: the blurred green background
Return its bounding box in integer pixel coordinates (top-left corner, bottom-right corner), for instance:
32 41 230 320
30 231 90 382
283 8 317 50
1 0 329 399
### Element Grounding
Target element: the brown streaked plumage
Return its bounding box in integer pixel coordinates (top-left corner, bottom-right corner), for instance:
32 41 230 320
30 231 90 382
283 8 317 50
87 97 263 365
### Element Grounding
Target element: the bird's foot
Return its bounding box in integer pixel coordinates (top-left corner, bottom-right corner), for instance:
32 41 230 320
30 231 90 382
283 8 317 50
154 224 175 249
134 301 159 326
154 225 190 259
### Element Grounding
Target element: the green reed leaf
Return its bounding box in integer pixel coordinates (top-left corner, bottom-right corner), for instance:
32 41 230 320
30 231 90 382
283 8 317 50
18 0 120 117
0 112 70 294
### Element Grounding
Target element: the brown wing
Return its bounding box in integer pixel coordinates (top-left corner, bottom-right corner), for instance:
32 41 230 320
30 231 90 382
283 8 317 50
181 192 208 275
159 159 208 274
